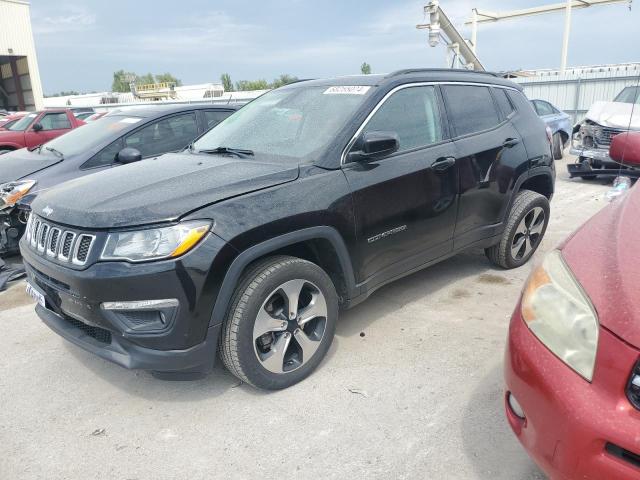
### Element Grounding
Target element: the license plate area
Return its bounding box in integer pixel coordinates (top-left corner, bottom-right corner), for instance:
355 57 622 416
25 281 46 308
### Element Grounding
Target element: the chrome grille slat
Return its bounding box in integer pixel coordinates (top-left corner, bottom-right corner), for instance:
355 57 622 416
46 228 61 257
28 215 96 266
58 231 76 261
72 234 95 265
37 223 49 252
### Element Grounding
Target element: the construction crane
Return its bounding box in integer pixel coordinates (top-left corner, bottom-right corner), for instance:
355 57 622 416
464 0 632 73
416 1 485 71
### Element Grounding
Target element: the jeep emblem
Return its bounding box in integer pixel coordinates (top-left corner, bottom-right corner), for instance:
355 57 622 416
42 206 53 217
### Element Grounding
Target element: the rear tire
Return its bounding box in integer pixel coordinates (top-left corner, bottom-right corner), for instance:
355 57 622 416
219 255 338 390
485 190 550 269
552 133 563 160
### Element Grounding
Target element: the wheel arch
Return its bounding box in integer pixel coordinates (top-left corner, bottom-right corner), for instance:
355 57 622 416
519 172 554 199
0 144 18 151
209 226 357 327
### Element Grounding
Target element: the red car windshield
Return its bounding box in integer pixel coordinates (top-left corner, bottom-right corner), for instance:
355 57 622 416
7 112 37 131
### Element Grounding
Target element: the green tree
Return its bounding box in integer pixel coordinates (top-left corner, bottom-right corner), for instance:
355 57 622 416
221 73 234 92
137 72 156 86
155 72 182 86
360 62 372 75
270 74 298 89
112 70 136 92
235 79 269 91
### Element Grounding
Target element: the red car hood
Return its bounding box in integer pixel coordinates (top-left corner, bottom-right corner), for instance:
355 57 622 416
562 185 640 348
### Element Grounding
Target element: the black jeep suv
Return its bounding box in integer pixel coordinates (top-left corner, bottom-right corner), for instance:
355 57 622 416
20 69 554 389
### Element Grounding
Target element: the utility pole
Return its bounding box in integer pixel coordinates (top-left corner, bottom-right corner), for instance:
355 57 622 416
416 1 485 71
465 0 631 73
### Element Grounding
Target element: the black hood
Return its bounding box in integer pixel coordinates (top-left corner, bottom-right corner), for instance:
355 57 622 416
32 153 299 229
0 148 62 184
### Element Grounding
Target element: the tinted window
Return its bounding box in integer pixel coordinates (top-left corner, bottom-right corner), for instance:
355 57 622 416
125 113 198 157
40 113 72 130
443 85 500 137
614 86 640 104
494 88 515 117
8 113 37 131
82 138 124 169
361 86 442 152
47 115 136 157
533 100 554 116
203 110 232 130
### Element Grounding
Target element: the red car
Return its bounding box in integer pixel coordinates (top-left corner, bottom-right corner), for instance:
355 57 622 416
0 109 85 154
0 112 27 130
505 132 640 479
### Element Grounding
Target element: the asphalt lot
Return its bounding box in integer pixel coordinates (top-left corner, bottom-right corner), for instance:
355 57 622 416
0 155 613 480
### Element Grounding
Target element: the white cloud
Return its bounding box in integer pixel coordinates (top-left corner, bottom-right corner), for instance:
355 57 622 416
33 11 96 35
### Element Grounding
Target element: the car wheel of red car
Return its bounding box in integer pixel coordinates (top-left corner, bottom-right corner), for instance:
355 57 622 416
485 190 550 269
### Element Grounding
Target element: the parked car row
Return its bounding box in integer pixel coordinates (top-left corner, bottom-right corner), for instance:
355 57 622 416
0 104 237 255
2 69 638 480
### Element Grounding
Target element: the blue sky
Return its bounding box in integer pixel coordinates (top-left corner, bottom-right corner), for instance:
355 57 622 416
30 0 639 94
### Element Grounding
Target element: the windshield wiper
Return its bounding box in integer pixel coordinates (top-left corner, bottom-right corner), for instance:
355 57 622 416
44 146 64 159
197 146 254 157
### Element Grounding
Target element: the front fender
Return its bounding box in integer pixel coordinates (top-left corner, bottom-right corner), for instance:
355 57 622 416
208 226 357 327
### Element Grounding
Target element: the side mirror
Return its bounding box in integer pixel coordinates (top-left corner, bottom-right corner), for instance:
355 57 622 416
348 131 399 162
610 132 640 166
116 147 142 164
32 123 43 132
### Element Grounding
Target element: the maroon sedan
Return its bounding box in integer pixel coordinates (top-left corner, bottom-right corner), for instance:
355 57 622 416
505 132 640 479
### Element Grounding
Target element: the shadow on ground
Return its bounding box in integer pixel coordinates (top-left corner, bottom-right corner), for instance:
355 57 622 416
461 363 546 480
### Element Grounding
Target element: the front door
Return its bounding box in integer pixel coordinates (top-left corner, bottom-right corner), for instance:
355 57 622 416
343 85 458 287
24 112 73 148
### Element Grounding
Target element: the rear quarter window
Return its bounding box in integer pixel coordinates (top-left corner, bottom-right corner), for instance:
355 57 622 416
493 88 515 118
442 85 501 137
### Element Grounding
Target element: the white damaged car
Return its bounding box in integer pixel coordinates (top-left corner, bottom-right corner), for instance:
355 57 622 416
569 86 640 179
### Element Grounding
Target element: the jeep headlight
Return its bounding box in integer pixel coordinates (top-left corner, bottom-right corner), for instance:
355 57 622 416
101 220 211 262
521 250 599 381
0 179 36 210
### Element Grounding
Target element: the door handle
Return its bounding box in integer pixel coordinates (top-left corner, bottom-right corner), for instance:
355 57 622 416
503 138 520 148
432 156 456 172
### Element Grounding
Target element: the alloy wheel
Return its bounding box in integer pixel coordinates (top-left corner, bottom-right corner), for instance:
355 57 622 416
253 279 328 374
511 207 545 261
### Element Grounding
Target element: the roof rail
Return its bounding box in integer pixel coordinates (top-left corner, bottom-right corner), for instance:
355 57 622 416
387 68 500 78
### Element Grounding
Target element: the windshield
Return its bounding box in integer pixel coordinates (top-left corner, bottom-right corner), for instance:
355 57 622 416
8 113 37 131
41 115 142 157
614 86 640 104
192 85 373 162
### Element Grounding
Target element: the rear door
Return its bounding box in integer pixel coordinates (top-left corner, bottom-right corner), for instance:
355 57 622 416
198 109 234 132
343 84 458 284
442 84 529 249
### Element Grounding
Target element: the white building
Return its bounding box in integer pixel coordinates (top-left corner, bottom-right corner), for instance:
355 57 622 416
0 0 43 111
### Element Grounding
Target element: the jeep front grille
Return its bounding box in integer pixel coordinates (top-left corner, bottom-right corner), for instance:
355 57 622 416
26 215 95 266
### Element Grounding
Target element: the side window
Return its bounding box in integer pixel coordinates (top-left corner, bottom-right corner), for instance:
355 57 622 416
203 110 231 130
443 85 501 137
39 113 72 131
494 88 515 118
534 100 554 116
82 138 124 169
124 113 198 158
360 86 443 153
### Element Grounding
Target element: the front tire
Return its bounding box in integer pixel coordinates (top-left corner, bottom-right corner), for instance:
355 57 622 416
485 190 550 269
219 255 338 390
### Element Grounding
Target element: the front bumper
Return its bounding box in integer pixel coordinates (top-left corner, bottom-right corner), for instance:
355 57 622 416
569 145 617 165
505 306 640 479
20 232 235 374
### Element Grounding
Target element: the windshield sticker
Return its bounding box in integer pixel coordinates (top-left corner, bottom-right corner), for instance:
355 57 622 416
323 86 371 95
119 117 142 124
